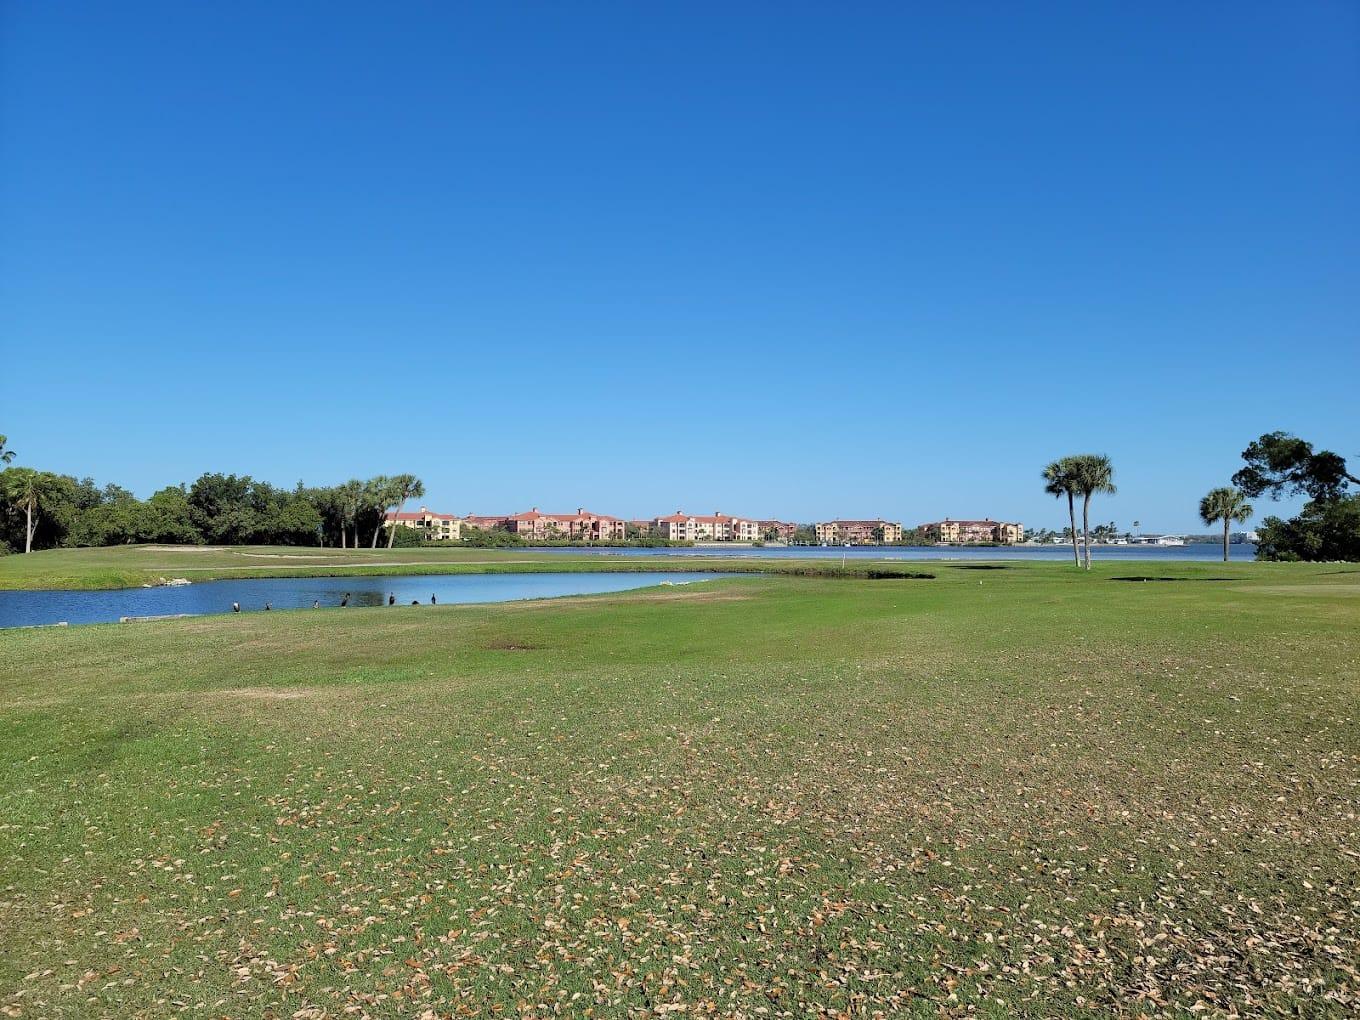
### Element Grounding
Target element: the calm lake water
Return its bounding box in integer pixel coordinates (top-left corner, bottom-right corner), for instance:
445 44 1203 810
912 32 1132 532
0 572 737 629
530 544 1259 562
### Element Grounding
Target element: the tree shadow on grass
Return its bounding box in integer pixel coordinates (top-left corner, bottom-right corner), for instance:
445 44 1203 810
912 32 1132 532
1110 576 1236 582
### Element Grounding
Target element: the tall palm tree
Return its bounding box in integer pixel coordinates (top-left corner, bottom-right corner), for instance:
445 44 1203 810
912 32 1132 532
385 474 426 548
1199 486 1252 563
366 475 394 548
337 479 365 549
0 435 14 464
1068 454 1117 570
1043 457 1081 567
3 468 55 553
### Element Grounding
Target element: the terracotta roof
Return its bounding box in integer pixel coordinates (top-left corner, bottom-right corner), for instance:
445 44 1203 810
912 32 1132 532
823 519 896 527
921 519 1017 528
655 511 753 524
509 508 622 523
464 514 510 527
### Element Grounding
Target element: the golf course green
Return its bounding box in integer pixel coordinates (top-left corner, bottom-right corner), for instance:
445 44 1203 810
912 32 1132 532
1 554 1356 1016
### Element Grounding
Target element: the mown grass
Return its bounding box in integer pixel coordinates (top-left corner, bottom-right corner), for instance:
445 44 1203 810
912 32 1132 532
1 561 1357 1017
0 544 935 592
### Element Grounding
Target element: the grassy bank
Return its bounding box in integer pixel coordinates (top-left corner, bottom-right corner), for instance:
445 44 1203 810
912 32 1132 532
2 562 1357 1016
0 544 941 591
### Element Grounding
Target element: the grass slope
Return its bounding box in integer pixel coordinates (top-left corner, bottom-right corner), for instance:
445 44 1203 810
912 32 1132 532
1 562 1357 1017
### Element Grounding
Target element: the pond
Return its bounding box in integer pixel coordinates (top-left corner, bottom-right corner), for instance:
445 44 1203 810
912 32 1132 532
0 571 738 629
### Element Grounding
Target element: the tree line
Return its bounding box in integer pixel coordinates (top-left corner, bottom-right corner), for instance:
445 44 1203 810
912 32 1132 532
0 439 425 554
3 430 1353 560
1041 430 1358 564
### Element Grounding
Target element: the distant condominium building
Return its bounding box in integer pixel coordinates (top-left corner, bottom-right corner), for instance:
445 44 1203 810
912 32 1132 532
652 510 761 542
758 520 799 542
814 519 903 545
384 507 463 541
462 513 512 533
505 508 627 542
919 518 1024 544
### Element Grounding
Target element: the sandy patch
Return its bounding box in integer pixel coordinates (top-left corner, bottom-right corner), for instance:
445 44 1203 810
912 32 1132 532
207 686 315 700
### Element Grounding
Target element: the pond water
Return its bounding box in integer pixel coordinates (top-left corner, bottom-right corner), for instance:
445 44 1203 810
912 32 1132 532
0 571 738 629
527 544 1259 562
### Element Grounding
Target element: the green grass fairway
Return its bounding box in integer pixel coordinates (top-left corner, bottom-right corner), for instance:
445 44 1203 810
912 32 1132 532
2 563 1357 1017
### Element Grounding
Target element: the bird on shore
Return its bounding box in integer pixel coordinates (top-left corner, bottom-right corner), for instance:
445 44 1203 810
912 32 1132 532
340 593 350 607
388 593 395 605
264 602 272 611
232 602 240 613
431 594 437 605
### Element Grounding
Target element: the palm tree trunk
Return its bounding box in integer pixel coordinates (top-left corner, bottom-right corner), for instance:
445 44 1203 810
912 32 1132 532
1082 494 1092 570
1223 519 1230 563
371 517 384 548
386 497 404 549
24 499 34 554
341 527 347 549
1066 492 1079 567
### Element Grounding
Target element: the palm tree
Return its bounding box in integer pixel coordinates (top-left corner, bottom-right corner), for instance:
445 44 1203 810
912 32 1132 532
1043 457 1081 567
336 479 365 549
1068 454 1117 570
0 435 14 464
366 475 394 548
385 474 426 548
1199 487 1252 563
3 468 56 553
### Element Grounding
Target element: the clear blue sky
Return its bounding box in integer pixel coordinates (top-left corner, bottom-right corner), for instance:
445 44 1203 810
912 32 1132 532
3 2 1356 532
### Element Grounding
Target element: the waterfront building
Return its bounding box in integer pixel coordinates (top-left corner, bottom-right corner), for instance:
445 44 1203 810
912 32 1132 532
918 518 1024 544
758 520 799 542
652 511 761 542
463 513 512 533
384 507 463 541
814 519 903 545
505 508 627 541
